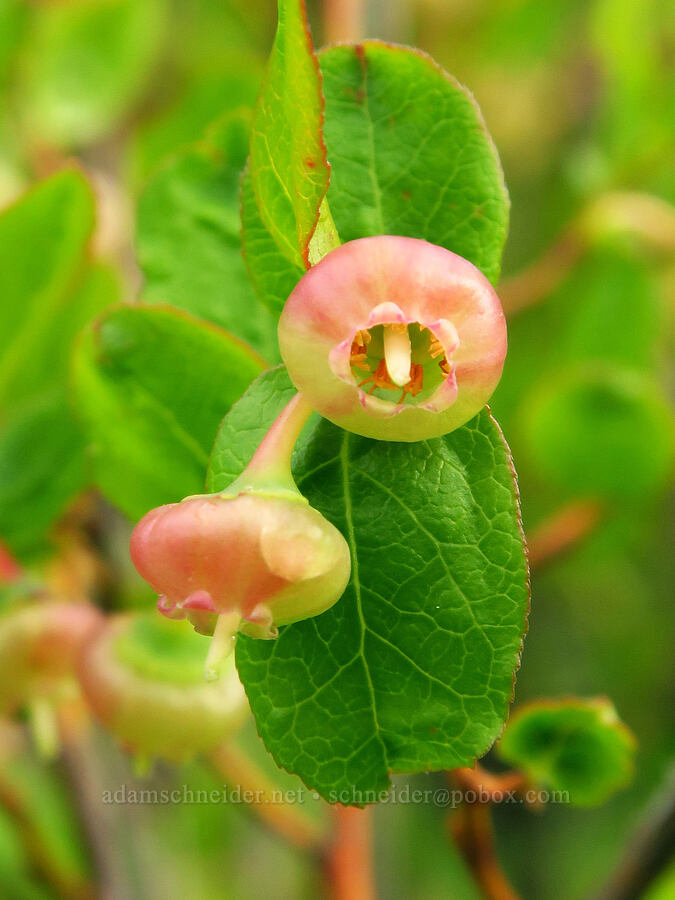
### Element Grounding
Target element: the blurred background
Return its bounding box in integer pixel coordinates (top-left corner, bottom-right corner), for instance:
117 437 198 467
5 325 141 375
0 1 673 898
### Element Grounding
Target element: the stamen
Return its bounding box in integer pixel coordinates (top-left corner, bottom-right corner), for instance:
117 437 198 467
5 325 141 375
350 352 370 372
359 359 396 393
428 337 445 359
383 324 412 387
398 363 424 403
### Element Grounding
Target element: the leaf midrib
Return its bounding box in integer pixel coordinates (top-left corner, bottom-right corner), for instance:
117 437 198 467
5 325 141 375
339 432 389 767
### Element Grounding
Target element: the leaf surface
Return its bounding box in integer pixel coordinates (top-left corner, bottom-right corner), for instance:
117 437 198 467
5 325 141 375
137 112 279 361
20 0 165 147
0 169 95 410
73 305 264 520
320 42 509 285
498 697 635 806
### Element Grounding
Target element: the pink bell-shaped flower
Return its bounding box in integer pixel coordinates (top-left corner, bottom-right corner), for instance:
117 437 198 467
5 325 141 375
79 613 248 762
0 597 102 716
130 394 351 679
279 236 507 441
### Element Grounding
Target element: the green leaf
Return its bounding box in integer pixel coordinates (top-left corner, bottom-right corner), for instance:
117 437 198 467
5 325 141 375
0 262 119 559
208 369 529 803
319 42 509 285
19 0 165 147
0 0 28 90
72 305 265 520
241 41 510 308
240 167 305 316
249 0 329 268
589 0 672 176
491 245 665 430
498 697 636 806
0 168 95 411
559 246 662 369
137 112 279 361
0 390 85 560
521 363 675 499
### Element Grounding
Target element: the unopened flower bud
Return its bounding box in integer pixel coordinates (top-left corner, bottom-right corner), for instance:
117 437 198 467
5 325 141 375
79 613 248 761
279 236 507 441
130 395 351 678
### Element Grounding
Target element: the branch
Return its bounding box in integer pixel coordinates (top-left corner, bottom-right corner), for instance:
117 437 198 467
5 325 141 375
323 0 367 45
57 708 136 899
499 228 583 317
449 794 522 900
210 741 325 851
323 805 377 900
453 764 528 802
526 500 604 570
499 191 675 318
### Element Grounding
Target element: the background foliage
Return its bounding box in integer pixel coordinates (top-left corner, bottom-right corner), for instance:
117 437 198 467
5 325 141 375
0 0 672 898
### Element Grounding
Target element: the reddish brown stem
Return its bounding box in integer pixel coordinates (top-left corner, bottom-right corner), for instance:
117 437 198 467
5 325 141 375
323 0 367 45
0 538 21 582
527 500 604 570
210 742 325 851
450 798 522 900
452 764 528 802
499 229 583 317
325 805 377 900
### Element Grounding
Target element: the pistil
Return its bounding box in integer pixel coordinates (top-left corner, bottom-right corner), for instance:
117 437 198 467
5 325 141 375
383 324 412 387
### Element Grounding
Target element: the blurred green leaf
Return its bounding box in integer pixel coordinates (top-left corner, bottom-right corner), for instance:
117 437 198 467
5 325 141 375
589 0 672 178
0 753 92 896
19 0 165 147
240 167 304 316
249 0 329 268
72 304 265 520
498 697 636 806
136 112 279 361
320 42 509 285
170 0 269 75
128 62 262 185
642 860 675 900
559 246 663 369
208 368 529 802
0 168 96 411
0 805 55 900
491 244 667 443
0 391 85 559
0 251 118 558
0 0 28 89
521 364 675 499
